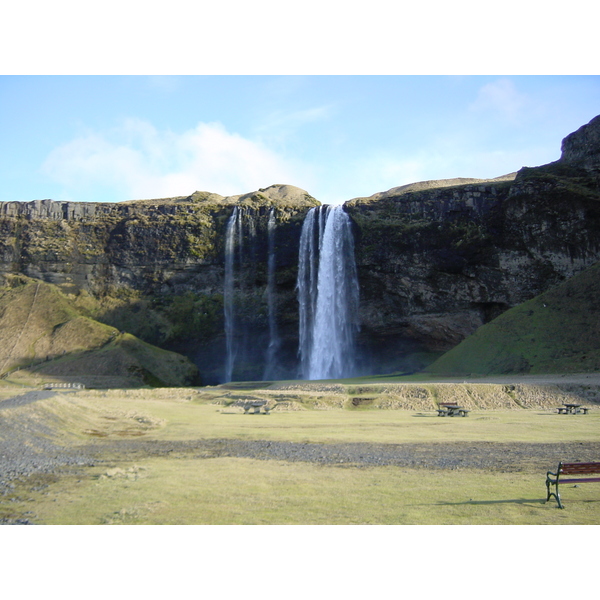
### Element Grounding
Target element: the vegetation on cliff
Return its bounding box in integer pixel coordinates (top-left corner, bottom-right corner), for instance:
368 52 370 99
0 278 200 387
425 261 600 376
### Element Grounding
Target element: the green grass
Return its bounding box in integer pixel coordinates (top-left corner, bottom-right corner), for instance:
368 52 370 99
2 388 600 525
17 458 600 525
0 280 199 387
36 390 600 445
427 261 600 376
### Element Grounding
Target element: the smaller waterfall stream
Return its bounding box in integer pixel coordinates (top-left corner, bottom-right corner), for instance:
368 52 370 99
263 208 281 380
224 206 280 383
224 207 240 383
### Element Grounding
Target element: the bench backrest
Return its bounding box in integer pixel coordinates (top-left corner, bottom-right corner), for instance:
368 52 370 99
560 462 600 475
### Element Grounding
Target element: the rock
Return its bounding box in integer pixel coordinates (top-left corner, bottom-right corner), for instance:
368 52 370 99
560 114 600 173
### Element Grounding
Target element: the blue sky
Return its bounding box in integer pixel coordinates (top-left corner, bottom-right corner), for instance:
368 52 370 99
0 0 595 583
1 75 599 205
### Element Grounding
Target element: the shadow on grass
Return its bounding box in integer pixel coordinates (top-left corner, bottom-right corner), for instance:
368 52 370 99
219 411 270 416
432 498 547 506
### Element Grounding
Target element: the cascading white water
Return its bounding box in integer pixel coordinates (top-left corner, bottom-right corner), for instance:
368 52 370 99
297 205 360 380
262 208 280 380
223 207 239 382
297 206 321 378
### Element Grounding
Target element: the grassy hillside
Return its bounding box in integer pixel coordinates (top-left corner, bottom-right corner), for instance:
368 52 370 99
425 261 600 376
0 278 200 387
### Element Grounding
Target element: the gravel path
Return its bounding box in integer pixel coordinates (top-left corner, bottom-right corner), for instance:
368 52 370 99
84 437 600 472
0 390 58 409
0 393 98 497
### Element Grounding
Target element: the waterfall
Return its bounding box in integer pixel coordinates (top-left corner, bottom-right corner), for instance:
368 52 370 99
297 206 322 378
297 205 360 380
223 205 270 382
224 207 239 383
263 208 280 380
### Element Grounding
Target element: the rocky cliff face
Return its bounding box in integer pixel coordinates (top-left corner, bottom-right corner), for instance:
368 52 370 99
560 114 600 173
0 185 318 383
0 186 317 297
1 118 600 383
345 115 600 373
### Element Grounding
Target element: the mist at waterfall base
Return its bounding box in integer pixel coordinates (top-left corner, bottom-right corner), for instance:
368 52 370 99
220 204 362 383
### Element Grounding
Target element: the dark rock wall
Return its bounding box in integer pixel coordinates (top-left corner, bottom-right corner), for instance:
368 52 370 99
560 114 600 173
0 189 317 382
345 164 600 372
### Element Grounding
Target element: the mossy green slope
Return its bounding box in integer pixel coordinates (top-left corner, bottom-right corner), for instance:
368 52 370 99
0 278 199 387
425 261 600 375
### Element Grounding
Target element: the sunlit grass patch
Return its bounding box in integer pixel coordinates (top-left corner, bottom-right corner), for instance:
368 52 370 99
20 458 600 525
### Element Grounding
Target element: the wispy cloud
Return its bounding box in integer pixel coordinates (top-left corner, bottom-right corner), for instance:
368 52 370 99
469 78 529 122
259 105 332 130
254 105 334 145
42 119 310 200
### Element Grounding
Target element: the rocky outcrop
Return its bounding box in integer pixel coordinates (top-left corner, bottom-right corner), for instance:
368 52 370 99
0 184 317 296
560 114 600 173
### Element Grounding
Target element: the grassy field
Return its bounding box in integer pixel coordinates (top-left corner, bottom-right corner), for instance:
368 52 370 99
41 389 600 445
2 384 600 525
23 456 600 525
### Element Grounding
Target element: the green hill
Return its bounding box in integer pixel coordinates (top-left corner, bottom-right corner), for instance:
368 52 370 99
425 261 600 376
0 278 200 387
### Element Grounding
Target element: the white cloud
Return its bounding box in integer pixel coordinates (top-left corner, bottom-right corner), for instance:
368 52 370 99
258 105 332 132
42 119 309 201
254 105 334 148
469 78 529 122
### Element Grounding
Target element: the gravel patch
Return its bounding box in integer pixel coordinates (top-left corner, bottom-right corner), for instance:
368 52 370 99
0 390 58 409
0 392 98 522
82 438 600 472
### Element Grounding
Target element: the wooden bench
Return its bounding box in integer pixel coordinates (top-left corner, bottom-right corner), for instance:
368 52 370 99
545 461 600 508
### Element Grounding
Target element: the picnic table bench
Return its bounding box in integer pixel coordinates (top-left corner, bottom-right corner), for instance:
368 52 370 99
545 461 600 508
436 402 469 417
243 401 270 414
556 403 589 414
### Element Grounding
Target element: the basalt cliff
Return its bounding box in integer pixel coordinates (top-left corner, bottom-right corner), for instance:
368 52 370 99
1 115 600 385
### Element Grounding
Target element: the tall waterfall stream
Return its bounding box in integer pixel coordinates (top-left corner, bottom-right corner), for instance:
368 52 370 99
297 205 360 380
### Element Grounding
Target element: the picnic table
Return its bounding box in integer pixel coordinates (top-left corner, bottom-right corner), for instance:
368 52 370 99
436 403 469 417
557 403 589 415
243 401 270 414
